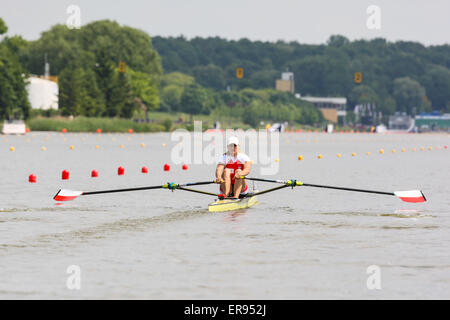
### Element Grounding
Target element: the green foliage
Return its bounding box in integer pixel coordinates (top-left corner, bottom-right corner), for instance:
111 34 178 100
161 72 195 87
228 89 322 127
8 18 449 127
192 64 226 90
108 71 133 117
129 69 159 111
0 18 8 35
159 72 195 111
393 77 427 115
420 65 450 112
180 84 212 117
19 20 162 118
2 35 28 55
161 118 172 131
27 116 166 132
153 35 450 114
327 35 350 47
348 85 379 105
0 32 30 120
380 96 397 116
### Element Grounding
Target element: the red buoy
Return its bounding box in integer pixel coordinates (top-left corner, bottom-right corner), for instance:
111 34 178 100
163 164 170 171
62 170 70 180
28 174 37 183
96 128 102 134
91 170 99 178
128 129 133 134
62 128 67 133
118 166 125 175
182 164 188 170
141 166 148 174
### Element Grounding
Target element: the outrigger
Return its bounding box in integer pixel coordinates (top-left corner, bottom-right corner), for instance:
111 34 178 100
53 177 426 212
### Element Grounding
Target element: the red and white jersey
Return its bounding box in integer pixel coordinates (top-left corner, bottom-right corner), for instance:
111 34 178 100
218 152 251 183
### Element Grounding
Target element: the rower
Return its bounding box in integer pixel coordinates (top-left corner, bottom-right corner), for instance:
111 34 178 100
215 136 252 199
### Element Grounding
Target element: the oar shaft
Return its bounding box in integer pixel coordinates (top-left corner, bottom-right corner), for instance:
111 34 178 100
245 176 395 197
252 184 289 196
83 185 164 195
178 187 218 197
82 181 216 196
301 183 394 196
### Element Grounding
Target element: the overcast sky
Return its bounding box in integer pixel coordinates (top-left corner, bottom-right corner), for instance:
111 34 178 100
2 0 449 45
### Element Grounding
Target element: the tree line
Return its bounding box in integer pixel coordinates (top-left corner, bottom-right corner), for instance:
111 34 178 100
1 18 448 127
153 35 450 116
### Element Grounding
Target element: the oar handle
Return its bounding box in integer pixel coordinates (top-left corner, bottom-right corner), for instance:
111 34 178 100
240 177 286 184
180 181 217 187
242 177 302 186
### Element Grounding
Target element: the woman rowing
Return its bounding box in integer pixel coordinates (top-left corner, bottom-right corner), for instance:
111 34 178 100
215 136 252 199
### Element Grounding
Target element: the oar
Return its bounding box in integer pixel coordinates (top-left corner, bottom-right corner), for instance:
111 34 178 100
53 181 217 202
242 177 426 203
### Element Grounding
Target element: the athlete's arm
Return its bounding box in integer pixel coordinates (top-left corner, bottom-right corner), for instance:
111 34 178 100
235 161 251 179
215 164 225 183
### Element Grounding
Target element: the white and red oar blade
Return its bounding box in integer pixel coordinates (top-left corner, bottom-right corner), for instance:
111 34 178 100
394 190 426 203
53 189 83 201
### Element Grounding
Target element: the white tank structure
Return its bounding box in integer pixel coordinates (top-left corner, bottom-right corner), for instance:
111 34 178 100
26 76 58 110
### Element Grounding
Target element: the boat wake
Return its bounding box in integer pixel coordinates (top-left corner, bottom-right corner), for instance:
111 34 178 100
0 208 210 253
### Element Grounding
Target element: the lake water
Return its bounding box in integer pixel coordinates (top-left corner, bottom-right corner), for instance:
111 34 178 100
0 131 449 299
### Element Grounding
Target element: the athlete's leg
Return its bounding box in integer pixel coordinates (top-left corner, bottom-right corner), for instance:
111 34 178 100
233 178 246 198
221 169 233 196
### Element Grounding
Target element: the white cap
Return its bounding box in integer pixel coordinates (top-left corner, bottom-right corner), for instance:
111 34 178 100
227 136 239 146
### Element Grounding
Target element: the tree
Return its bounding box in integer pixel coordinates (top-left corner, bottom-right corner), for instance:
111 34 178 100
18 20 162 118
380 96 397 116
161 72 195 87
160 72 195 111
0 18 8 35
108 71 133 117
393 77 426 115
58 66 84 116
192 64 226 90
327 35 350 47
348 85 378 106
180 84 210 121
81 68 105 117
421 65 450 112
0 21 30 120
20 24 83 75
129 69 160 112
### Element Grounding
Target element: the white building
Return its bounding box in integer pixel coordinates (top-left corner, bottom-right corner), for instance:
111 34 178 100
26 76 58 110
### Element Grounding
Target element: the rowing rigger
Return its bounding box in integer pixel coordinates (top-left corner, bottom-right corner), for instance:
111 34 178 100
53 177 426 212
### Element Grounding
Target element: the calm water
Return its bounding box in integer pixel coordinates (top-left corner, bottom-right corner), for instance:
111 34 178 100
0 131 449 299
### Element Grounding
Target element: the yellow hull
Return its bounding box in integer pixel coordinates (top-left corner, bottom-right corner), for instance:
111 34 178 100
208 196 258 212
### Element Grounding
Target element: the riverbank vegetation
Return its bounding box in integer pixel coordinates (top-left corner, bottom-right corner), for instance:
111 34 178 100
1 17 449 131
